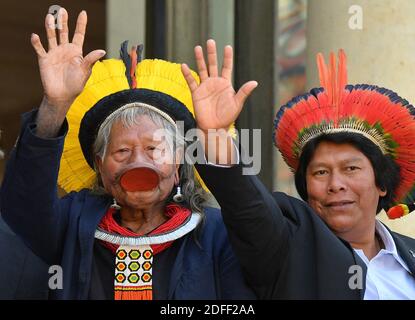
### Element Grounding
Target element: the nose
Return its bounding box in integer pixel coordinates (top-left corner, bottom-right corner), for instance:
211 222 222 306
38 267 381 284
327 172 347 194
129 146 150 165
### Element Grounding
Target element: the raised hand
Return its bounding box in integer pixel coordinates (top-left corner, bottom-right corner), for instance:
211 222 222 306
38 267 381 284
182 40 258 165
181 39 257 133
32 8 105 138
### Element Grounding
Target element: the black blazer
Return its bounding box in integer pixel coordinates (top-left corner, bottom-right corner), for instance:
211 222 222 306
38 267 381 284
0 215 49 299
196 163 415 299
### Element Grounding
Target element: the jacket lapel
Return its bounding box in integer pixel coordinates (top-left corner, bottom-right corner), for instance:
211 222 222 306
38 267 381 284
167 236 189 299
78 193 111 299
353 250 368 299
390 231 415 277
338 237 367 299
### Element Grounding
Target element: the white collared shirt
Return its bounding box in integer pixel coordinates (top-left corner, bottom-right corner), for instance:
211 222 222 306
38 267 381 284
353 220 415 299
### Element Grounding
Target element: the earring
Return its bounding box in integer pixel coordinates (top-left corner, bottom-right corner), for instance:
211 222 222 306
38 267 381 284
110 198 121 210
173 186 184 203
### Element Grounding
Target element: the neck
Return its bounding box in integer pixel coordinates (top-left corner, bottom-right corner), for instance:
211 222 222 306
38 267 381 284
119 204 167 234
338 224 383 261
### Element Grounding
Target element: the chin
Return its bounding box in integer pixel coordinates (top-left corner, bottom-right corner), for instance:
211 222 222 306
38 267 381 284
127 195 158 206
325 217 354 234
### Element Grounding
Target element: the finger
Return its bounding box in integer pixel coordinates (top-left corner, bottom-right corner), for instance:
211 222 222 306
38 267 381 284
181 64 198 92
82 49 106 70
45 14 57 50
58 7 69 44
72 10 87 47
235 81 258 108
194 46 208 81
206 39 218 77
221 45 233 81
30 33 47 57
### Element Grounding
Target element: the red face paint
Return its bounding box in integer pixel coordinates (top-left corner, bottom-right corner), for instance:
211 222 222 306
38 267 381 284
119 167 160 192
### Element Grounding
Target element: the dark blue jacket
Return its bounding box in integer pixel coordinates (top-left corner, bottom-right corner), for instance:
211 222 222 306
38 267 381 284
0 111 255 300
196 162 415 299
0 215 49 299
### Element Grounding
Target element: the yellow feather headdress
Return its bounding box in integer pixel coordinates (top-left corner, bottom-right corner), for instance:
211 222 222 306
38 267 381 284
58 50 217 193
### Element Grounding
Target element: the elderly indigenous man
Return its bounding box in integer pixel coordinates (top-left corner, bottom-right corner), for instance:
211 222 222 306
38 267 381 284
0 9 255 300
182 40 415 299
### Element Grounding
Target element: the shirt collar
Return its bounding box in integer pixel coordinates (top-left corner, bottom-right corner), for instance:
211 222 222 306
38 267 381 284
375 220 411 273
375 219 396 253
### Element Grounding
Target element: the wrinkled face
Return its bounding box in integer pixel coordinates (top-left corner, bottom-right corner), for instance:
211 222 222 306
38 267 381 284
96 115 180 210
305 141 386 236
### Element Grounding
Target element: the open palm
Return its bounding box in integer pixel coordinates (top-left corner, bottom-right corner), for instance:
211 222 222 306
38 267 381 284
31 9 105 109
181 40 257 132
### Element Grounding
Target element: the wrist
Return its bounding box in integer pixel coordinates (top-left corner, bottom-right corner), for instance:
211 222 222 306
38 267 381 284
36 96 69 138
42 95 74 112
197 127 235 165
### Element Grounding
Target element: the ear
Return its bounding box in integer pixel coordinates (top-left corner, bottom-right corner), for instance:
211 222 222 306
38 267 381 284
95 155 103 174
173 146 184 185
174 168 180 186
175 146 184 170
379 187 387 197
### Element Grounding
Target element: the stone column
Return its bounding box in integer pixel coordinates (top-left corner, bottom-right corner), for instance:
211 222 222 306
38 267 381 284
106 0 146 58
306 0 415 103
165 0 234 68
235 0 277 189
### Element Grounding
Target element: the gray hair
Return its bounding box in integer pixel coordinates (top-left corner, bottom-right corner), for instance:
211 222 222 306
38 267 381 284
92 106 207 215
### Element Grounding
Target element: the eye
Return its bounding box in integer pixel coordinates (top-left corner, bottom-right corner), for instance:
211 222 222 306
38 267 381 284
314 169 328 176
346 166 359 171
117 148 130 153
146 145 157 151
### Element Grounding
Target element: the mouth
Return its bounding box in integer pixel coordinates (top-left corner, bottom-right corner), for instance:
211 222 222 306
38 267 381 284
325 200 355 209
119 167 160 192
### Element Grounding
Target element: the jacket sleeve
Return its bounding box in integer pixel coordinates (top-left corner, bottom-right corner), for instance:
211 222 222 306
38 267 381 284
0 110 73 265
213 221 257 300
196 162 295 295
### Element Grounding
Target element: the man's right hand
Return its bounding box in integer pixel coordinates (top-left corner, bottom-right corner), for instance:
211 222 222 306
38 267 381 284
32 8 105 138
181 40 257 165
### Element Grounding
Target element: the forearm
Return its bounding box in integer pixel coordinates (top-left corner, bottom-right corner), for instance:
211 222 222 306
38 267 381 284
36 96 71 138
196 163 290 286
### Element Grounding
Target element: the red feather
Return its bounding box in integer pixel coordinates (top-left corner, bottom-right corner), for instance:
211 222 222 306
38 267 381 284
129 46 137 89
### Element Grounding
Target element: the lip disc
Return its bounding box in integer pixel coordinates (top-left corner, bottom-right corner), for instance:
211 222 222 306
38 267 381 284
119 167 160 192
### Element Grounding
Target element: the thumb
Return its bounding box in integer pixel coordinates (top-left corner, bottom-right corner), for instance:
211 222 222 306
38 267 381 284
83 50 106 70
235 81 258 108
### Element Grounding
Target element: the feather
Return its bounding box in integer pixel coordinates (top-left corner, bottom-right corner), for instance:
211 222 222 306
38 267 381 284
136 44 144 63
130 46 138 89
120 40 133 88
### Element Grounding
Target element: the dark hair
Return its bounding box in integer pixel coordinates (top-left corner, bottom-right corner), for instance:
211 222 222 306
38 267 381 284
294 132 400 213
